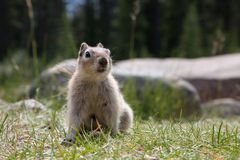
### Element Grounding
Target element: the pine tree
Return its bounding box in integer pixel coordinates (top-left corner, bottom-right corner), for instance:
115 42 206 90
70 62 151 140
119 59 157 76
113 0 147 59
143 0 162 57
97 0 112 46
33 0 76 60
197 0 216 55
178 3 203 58
72 0 100 46
83 0 97 45
71 4 85 47
112 0 133 59
225 29 239 53
161 0 190 57
55 13 76 59
224 1 240 53
0 0 28 60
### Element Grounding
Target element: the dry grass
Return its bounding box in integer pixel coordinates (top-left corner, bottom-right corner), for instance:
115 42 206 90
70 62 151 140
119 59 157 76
0 107 240 159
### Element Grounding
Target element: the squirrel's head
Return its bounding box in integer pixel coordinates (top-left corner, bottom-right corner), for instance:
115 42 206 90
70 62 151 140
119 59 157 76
77 42 112 79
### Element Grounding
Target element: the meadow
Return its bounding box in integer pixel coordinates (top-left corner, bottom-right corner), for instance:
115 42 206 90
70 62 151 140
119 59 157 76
0 108 240 159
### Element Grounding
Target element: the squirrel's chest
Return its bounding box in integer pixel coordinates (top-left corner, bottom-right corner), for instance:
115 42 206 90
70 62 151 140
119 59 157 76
76 83 111 106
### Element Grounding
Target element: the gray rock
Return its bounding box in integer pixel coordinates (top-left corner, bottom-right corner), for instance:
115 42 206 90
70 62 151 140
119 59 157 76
28 59 201 117
0 51 31 79
29 59 76 98
0 99 7 105
28 54 240 117
113 54 240 102
6 99 46 111
113 54 240 79
0 99 8 110
115 74 201 117
201 98 240 117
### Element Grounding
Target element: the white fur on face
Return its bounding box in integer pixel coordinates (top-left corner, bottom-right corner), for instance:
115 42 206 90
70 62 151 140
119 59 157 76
77 46 112 81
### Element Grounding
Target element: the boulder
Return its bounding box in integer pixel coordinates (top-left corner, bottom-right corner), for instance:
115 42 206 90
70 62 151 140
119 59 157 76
113 54 240 102
0 99 8 109
201 98 240 117
28 54 240 116
28 59 201 117
28 59 76 98
116 75 201 118
6 99 46 111
0 99 7 105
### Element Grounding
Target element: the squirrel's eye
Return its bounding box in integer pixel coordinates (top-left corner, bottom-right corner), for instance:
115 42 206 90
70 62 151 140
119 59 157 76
85 51 91 58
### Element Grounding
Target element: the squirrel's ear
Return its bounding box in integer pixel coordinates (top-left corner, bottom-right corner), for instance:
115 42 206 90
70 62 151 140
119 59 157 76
80 42 88 52
79 42 88 57
106 49 111 55
97 43 104 48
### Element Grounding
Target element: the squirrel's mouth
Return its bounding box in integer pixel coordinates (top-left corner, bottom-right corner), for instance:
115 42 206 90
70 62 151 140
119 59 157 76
96 67 106 73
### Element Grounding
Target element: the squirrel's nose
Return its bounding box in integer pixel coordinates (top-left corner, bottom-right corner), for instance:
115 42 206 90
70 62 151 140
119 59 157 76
99 57 108 67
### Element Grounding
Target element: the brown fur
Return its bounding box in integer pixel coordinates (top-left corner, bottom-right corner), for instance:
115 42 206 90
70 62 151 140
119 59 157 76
62 42 133 144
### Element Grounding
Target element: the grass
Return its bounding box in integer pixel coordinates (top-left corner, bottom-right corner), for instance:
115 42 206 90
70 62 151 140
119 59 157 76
123 78 200 120
0 107 240 159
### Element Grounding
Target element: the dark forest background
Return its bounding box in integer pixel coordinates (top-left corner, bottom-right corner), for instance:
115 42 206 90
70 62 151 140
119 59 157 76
1 0 240 62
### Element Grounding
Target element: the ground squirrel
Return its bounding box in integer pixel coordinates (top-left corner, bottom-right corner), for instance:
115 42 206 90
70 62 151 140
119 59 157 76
62 42 133 144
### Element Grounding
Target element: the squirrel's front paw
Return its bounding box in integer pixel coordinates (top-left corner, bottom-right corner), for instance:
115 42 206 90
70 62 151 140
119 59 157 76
61 137 75 146
110 128 119 137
